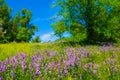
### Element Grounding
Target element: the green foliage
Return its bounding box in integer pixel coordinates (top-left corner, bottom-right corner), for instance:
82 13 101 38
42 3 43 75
16 27 29 42
0 0 37 43
0 0 12 43
20 8 32 27
70 22 87 42
32 36 41 43
53 0 120 43
15 8 37 42
51 21 67 39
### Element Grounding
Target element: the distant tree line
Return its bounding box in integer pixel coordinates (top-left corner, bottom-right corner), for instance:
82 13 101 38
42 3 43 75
51 0 120 44
0 0 38 43
1 0 120 44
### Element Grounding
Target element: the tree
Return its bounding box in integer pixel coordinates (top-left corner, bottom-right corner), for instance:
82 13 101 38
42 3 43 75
0 0 38 43
51 21 67 39
32 36 41 43
70 22 87 42
16 27 29 42
16 8 37 42
11 12 20 41
0 0 12 43
53 0 120 43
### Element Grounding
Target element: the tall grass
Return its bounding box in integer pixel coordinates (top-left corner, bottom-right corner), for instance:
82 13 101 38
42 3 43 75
0 43 120 80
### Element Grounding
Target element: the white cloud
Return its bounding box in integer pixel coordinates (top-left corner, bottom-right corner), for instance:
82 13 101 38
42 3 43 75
41 32 58 42
41 32 53 40
41 32 71 42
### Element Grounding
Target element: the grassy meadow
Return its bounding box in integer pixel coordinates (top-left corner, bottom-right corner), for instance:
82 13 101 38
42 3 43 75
1 0 120 80
0 43 120 80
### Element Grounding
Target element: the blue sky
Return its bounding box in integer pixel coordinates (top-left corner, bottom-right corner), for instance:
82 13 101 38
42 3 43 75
5 0 62 42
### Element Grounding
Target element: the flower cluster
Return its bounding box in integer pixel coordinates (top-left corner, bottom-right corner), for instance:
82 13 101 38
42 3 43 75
0 46 120 80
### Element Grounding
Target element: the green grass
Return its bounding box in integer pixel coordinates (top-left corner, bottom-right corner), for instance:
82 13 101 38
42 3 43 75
0 43 120 80
0 42 69 60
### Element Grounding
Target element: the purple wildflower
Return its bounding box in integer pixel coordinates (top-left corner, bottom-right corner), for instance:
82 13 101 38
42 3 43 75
88 62 92 68
68 48 74 61
69 55 75 67
52 60 55 69
42 77 44 80
32 56 37 63
64 66 67 76
51 52 56 56
11 70 15 78
86 52 89 58
0 62 6 72
21 61 26 72
58 63 60 74
29 62 33 73
0 75 2 80
65 60 70 67
60 56 64 62
14 53 18 61
77 49 81 54
81 51 84 57
76 57 80 66
93 69 97 74
46 50 50 57
88 62 92 71
83 64 87 71
20 53 27 72
68 49 75 67
106 58 111 64
46 64 49 71
20 53 26 60
36 64 41 75
5 58 11 64
103 46 108 51
71 60 75 68
68 49 73 60
13 54 18 68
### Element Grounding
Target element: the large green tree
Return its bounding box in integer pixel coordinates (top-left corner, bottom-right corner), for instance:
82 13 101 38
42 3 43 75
53 0 120 43
16 8 37 42
0 0 37 43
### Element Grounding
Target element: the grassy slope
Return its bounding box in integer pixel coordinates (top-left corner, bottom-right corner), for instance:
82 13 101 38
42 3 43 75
0 43 120 79
0 42 68 60
0 43 120 62
0 43 44 60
